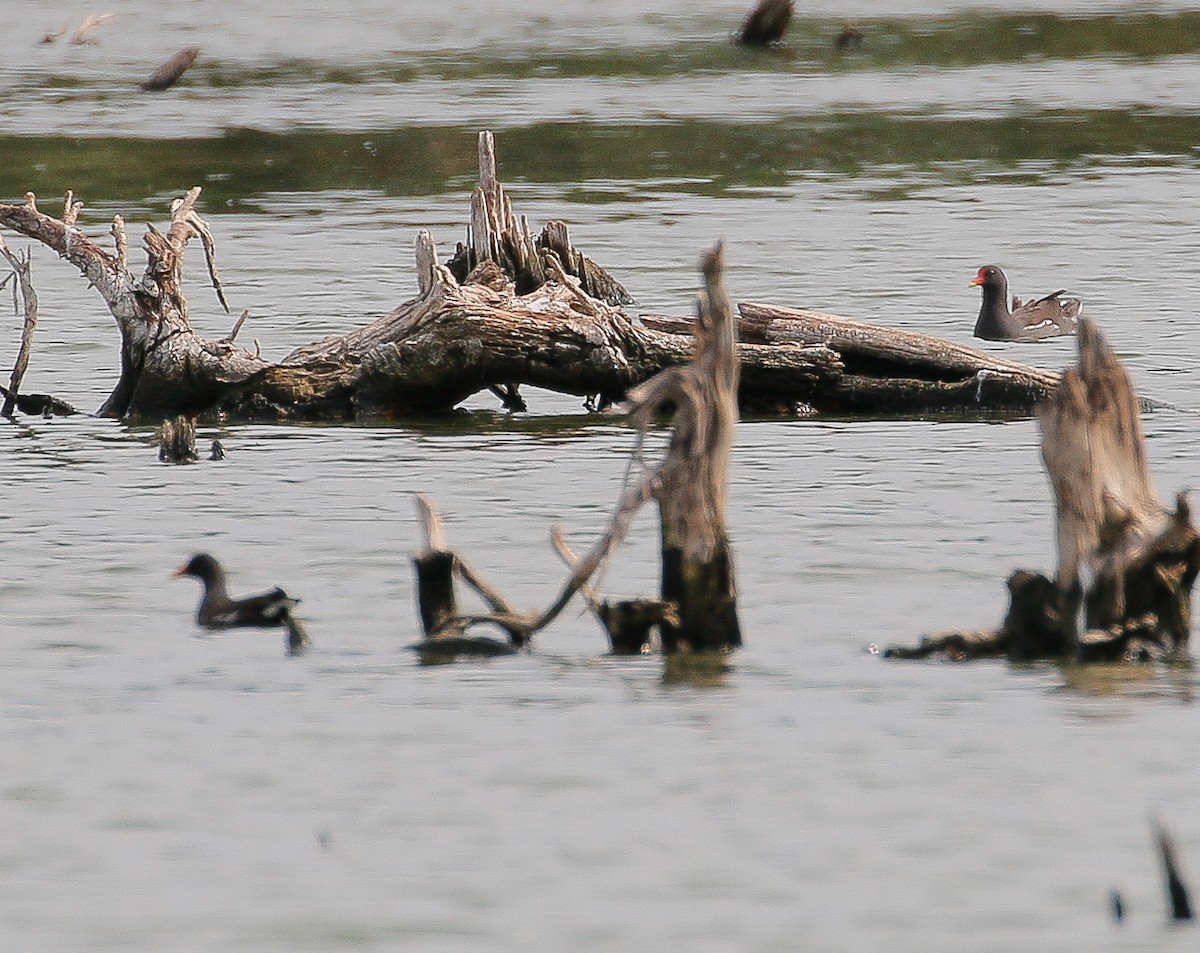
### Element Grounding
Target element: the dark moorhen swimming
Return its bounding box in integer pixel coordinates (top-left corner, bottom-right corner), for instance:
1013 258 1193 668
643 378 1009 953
970 265 1082 342
174 553 310 655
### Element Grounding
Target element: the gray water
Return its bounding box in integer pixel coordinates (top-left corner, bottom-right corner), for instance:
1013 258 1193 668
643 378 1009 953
4 2 1200 950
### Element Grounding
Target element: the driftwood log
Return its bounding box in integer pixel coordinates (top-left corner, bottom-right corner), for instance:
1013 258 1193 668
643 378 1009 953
0 132 1060 423
886 320 1200 662
410 243 743 657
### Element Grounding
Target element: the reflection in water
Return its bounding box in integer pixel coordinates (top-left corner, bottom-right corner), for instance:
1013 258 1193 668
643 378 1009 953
1056 658 1197 703
661 652 735 688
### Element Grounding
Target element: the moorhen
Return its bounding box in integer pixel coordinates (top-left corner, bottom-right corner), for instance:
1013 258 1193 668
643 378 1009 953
173 552 310 655
970 265 1082 342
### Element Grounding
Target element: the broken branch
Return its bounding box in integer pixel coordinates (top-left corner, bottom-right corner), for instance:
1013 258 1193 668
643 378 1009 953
0 235 39 418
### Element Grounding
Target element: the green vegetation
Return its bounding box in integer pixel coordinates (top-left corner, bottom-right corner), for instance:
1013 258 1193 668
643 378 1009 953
4 111 1200 210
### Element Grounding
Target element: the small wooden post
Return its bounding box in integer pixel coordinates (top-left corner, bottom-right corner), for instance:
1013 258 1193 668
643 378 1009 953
412 494 460 637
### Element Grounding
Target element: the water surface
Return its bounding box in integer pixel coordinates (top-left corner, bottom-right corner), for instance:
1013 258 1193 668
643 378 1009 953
3 2 1200 951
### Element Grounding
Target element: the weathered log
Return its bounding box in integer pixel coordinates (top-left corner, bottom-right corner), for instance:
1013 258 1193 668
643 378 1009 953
645 304 1060 413
886 319 1200 662
1042 322 1200 654
0 133 1062 422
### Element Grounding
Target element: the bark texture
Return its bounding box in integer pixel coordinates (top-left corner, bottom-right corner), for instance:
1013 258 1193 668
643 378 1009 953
0 132 1061 423
407 244 744 657
887 319 1200 662
629 244 742 653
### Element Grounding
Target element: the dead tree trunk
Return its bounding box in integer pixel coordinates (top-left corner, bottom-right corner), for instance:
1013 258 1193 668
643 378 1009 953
887 319 1200 662
627 244 742 653
0 132 1062 422
0 190 265 419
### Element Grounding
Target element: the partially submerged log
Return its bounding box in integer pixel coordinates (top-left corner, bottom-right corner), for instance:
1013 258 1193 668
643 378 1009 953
0 132 1060 422
645 305 1059 413
886 320 1200 663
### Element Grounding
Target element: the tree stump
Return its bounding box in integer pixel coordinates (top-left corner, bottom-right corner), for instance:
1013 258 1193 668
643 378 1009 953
887 319 1200 662
627 243 742 653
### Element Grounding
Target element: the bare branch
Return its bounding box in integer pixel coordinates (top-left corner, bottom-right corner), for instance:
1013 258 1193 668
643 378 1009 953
551 526 606 617
222 310 250 344
414 492 448 551
186 210 230 313
112 215 127 272
0 236 39 418
41 21 70 44
69 13 117 45
62 191 82 227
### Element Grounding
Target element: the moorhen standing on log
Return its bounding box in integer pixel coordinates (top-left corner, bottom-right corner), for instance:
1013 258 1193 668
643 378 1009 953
970 265 1082 342
174 553 311 655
